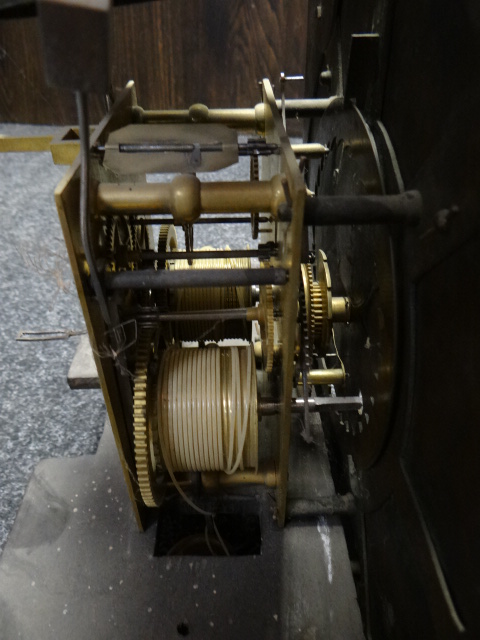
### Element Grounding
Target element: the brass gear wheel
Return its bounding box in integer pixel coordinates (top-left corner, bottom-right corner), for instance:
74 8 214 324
157 224 178 268
129 222 148 252
103 217 114 268
103 218 152 273
130 222 152 266
133 329 164 507
301 263 330 354
259 283 274 372
105 217 136 272
250 155 260 240
155 224 177 310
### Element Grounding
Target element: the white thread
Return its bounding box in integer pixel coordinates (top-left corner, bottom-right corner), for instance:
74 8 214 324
225 345 252 475
158 345 257 474
172 250 251 341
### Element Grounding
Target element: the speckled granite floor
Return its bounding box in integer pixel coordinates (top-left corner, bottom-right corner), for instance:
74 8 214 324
0 124 105 553
0 124 259 553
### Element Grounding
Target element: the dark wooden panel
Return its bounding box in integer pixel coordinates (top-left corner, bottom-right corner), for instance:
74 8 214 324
304 0 480 636
405 237 480 633
366 497 437 640
0 15 80 123
0 0 307 124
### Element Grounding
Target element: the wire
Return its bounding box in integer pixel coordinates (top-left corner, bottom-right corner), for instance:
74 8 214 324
204 524 216 556
75 91 111 326
211 517 230 557
331 328 346 378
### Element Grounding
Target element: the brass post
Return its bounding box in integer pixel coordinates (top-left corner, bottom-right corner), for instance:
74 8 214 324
96 174 286 222
331 296 351 322
133 98 338 131
299 368 345 386
201 461 277 490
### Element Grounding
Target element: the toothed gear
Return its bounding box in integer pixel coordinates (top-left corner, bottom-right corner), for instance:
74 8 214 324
157 224 178 269
155 225 177 311
250 155 260 240
129 222 139 251
130 222 151 255
298 283 312 370
103 217 114 269
133 329 164 507
107 218 136 271
312 277 329 351
298 278 312 433
301 263 330 354
259 283 274 373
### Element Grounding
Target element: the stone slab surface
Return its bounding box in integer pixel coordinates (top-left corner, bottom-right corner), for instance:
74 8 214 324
0 421 364 640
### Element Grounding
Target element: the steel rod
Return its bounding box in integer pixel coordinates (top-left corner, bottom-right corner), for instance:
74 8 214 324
303 191 422 226
258 395 363 416
106 267 287 290
117 142 223 153
293 395 363 411
133 308 250 322
131 248 274 261
98 141 328 158
131 216 269 225
195 216 270 225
